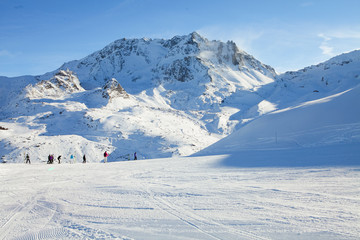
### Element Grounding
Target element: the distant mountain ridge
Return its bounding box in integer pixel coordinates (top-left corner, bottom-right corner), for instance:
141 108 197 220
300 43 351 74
46 32 275 89
0 33 359 162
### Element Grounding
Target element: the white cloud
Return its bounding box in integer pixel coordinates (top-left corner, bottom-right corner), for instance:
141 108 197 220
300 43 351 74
318 28 360 56
318 33 331 41
318 33 334 56
319 44 334 56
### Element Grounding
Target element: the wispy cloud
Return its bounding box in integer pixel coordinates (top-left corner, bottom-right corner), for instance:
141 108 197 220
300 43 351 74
329 29 360 39
318 33 334 56
0 50 16 58
197 25 264 54
318 28 360 56
300 2 314 7
319 44 334 56
318 33 331 41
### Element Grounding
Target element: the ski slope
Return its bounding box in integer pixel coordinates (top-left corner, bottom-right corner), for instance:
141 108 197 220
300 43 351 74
1 156 359 240
195 82 360 167
1 34 360 239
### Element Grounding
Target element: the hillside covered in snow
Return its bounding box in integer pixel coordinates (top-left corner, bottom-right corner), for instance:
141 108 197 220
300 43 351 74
0 32 359 164
196 50 360 166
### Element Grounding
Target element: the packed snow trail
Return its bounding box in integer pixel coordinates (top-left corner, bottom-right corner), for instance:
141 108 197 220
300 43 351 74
1 156 360 239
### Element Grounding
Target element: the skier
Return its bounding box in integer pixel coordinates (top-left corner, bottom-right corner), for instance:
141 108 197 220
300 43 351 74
70 154 74 164
83 154 86 163
25 154 30 164
134 152 137 160
58 155 61 164
104 151 109 163
50 154 54 164
47 154 51 164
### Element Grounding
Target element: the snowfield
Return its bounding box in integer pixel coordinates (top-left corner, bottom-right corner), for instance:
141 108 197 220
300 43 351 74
1 156 359 240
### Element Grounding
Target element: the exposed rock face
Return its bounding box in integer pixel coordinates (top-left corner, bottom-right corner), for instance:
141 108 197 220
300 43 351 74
53 70 83 91
102 78 129 100
26 69 84 99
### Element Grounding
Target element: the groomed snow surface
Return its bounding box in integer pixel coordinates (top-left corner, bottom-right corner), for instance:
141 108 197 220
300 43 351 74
1 156 359 240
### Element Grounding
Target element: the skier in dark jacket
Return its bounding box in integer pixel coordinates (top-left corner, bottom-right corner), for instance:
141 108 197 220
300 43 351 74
134 152 137 160
25 154 30 164
58 155 61 164
83 154 86 163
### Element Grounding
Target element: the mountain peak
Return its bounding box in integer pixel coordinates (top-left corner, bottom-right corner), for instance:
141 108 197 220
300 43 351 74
55 32 276 91
190 31 207 43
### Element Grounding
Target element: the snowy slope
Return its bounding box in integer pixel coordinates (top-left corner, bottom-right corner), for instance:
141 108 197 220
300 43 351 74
1 157 359 239
270 49 360 108
195 51 360 167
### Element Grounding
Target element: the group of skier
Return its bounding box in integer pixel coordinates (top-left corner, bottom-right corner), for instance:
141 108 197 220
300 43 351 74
24 153 86 164
47 154 60 164
23 151 138 164
50 154 86 164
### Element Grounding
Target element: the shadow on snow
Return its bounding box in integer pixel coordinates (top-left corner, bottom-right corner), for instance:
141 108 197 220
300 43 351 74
215 143 360 168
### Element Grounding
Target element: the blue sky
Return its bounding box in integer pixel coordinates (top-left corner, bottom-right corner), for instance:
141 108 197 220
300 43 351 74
1 0 359 76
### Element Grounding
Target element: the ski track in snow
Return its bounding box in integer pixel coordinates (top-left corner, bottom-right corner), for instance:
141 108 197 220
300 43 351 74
0 192 66 240
1 157 359 240
147 191 268 240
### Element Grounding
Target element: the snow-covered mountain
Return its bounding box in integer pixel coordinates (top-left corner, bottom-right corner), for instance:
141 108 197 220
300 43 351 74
44 32 275 91
195 50 360 166
0 33 359 163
